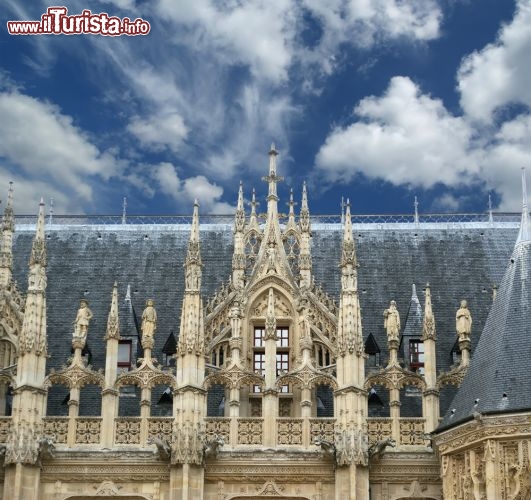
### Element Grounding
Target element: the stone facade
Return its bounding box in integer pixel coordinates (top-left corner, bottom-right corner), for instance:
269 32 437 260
0 153 527 499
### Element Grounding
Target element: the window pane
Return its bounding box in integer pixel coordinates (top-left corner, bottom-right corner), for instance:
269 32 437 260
276 327 289 347
118 341 131 365
254 328 264 347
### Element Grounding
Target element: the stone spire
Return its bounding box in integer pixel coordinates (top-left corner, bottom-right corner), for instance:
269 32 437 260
102 282 120 448
4 200 48 472
298 182 312 288
177 200 204 356
185 199 202 286
0 182 14 287
106 281 120 340
247 188 261 234
334 198 368 482
337 199 362 357
232 182 246 289
422 284 438 432
516 167 530 247
19 199 47 358
422 284 436 341
262 143 283 217
284 188 297 232
174 201 207 476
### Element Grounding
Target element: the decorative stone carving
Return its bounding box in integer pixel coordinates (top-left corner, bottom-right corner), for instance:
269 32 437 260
171 421 204 465
4 420 40 465
368 437 396 460
335 427 368 466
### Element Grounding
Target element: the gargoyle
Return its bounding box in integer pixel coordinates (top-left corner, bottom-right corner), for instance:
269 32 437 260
38 437 56 461
314 438 336 459
147 436 171 461
368 437 396 460
203 436 224 460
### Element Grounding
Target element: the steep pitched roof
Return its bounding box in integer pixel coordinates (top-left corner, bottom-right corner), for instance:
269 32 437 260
438 240 531 430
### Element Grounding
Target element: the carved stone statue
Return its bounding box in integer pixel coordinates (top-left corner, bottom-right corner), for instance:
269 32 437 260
73 299 93 339
368 437 396 460
383 300 400 341
141 299 157 340
266 242 277 274
456 300 472 337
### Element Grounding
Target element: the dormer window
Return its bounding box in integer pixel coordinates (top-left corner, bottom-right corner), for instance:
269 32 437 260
409 339 425 374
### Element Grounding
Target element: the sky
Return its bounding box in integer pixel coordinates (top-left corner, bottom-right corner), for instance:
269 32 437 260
0 0 530 216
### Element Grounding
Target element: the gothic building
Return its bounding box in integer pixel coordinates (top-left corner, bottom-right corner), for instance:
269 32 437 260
0 148 530 499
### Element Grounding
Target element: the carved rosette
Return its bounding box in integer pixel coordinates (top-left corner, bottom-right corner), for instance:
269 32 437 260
171 422 204 465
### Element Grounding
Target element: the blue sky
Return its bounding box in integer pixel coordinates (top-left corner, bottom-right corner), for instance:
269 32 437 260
1 0 529 216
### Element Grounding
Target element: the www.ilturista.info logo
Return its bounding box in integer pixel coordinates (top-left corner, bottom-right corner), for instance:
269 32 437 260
7 7 150 36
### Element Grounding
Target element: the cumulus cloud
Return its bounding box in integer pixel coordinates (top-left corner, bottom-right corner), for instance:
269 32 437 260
0 90 122 207
127 113 188 152
152 162 233 214
315 76 475 188
458 0 531 122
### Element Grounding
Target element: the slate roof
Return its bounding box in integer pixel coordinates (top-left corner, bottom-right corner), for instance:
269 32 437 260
10 221 519 417
438 237 531 430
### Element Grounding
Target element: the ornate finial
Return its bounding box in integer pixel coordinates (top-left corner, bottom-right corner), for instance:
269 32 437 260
237 181 244 210
341 198 356 268
2 182 14 232
248 188 261 233
234 181 245 233
185 200 202 288
264 288 277 341
48 197 54 225
488 193 493 225
141 299 157 348
516 168 530 246
30 199 46 267
414 196 419 226
263 145 283 207
106 282 120 340
422 284 436 341
122 196 127 225
299 182 310 233
285 188 297 232
73 299 93 347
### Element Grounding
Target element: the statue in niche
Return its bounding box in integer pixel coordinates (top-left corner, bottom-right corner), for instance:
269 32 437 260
73 299 93 339
456 300 472 337
266 241 278 274
141 299 157 339
383 300 400 342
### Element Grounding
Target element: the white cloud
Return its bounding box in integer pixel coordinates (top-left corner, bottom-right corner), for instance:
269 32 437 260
127 113 188 152
458 0 531 122
478 113 531 210
315 76 475 188
0 89 122 208
298 0 441 74
152 162 233 214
